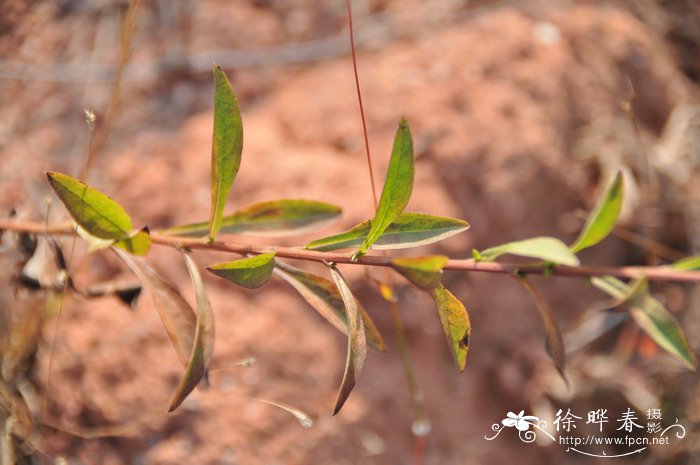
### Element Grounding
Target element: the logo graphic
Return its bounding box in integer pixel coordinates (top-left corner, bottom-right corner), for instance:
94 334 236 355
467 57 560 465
484 407 686 458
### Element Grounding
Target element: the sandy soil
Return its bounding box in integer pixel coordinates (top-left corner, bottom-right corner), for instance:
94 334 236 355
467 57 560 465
1 1 700 464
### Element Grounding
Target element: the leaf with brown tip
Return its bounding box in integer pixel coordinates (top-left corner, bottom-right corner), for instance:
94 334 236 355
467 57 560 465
328 265 367 415
168 251 215 412
429 285 470 371
114 249 195 369
519 278 566 379
273 262 385 351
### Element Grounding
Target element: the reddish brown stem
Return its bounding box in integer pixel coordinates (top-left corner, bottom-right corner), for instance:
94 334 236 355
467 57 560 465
2 219 700 283
346 0 378 210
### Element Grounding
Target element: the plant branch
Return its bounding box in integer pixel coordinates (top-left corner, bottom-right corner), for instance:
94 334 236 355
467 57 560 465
2 219 700 283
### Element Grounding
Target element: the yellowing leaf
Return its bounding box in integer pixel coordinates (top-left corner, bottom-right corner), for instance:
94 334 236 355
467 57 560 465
328 266 367 414
169 251 216 412
113 228 151 256
168 199 341 237
479 237 579 266
670 256 700 271
429 285 470 371
209 65 243 239
273 262 385 351
570 172 624 253
519 278 566 377
47 172 132 240
207 252 276 289
593 276 697 370
306 212 468 252
352 119 414 260
392 255 449 290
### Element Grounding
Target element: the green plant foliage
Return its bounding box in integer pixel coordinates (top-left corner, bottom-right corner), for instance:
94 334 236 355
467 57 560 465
592 276 697 370
47 172 151 255
209 65 243 240
519 278 566 377
590 275 628 299
352 119 414 260
169 251 216 412
671 256 700 271
168 199 341 237
113 228 151 256
478 237 579 266
328 265 367 414
273 262 385 351
570 172 624 253
392 255 449 290
207 253 276 289
429 285 470 371
48 172 127 237
115 249 196 370
306 212 468 252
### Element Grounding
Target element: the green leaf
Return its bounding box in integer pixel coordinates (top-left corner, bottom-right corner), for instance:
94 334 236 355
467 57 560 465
306 212 469 252
593 276 697 370
168 199 341 237
328 265 367 415
627 279 696 370
519 278 566 378
273 262 385 351
47 171 132 240
392 255 449 290
169 251 216 412
209 64 243 240
479 237 580 266
114 250 196 370
590 275 628 300
207 252 276 289
429 284 470 371
570 172 624 253
352 119 414 260
113 228 151 256
76 225 115 252
670 256 700 271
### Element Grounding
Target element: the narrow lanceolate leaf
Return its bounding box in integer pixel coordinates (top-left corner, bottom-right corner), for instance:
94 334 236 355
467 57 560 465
478 237 579 266
306 212 469 252
168 199 342 237
352 119 414 260
207 252 276 289
429 285 470 371
169 251 216 412
47 172 132 240
622 278 696 370
392 255 449 290
593 276 697 370
114 249 196 369
113 228 151 256
209 64 243 239
670 256 700 271
590 275 629 300
570 172 624 253
328 266 367 415
519 278 566 377
273 262 385 351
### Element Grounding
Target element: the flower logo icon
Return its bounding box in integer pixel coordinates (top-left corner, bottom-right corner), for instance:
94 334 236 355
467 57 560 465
502 411 540 431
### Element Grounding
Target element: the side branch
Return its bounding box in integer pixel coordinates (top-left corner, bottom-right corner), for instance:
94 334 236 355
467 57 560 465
2 219 700 283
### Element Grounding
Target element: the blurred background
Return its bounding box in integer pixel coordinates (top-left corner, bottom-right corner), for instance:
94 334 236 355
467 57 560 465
2 0 700 464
